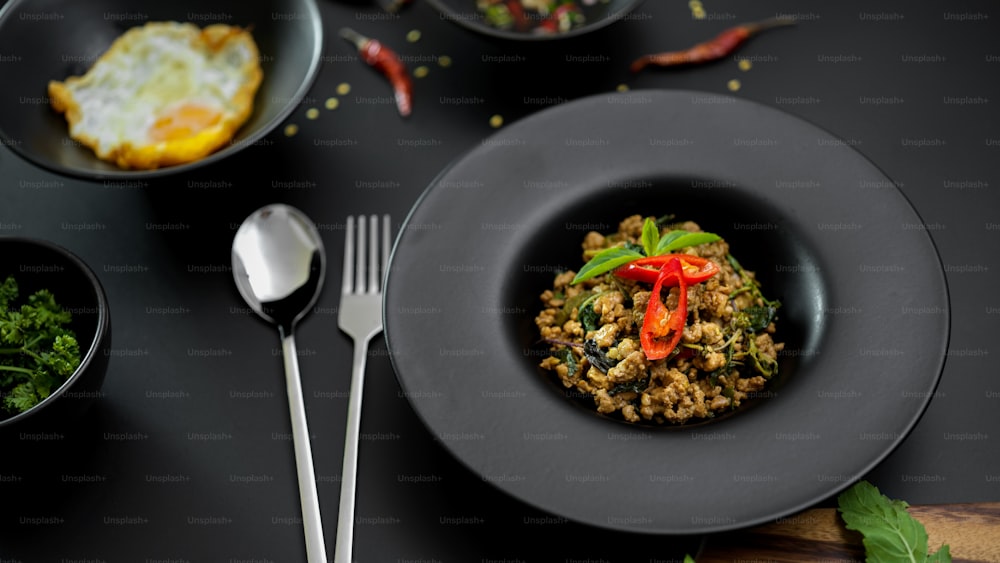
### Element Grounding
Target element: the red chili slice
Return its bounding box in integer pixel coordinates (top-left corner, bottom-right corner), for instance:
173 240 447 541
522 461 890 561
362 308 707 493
615 254 719 285
639 257 688 360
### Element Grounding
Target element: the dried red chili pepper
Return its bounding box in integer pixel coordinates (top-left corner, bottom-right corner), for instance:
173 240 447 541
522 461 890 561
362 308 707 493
615 254 719 285
340 27 413 117
640 257 688 360
630 17 795 73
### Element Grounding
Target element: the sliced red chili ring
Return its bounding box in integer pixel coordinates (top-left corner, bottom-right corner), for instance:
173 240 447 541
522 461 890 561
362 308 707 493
639 257 688 360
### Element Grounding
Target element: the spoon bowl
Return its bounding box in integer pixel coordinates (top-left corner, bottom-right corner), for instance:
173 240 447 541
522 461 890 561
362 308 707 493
232 204 325 333
231 203 329 562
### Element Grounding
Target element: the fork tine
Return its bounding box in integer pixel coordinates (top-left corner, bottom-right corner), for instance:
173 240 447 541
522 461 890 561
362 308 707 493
380 214 390 292
368 215 378 294
342 215 355 295
355 215 367 294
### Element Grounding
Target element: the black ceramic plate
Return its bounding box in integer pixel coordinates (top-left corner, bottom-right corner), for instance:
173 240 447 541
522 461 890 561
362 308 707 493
0 0 322 180
383 89 950 535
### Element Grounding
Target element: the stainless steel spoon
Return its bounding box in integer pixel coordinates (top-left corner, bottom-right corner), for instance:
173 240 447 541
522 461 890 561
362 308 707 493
232 203 328 563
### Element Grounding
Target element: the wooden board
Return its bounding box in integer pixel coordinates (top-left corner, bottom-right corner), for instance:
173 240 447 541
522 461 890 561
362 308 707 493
698 503 1000 562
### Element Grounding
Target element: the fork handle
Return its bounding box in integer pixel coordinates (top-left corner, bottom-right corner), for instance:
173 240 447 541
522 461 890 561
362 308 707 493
282 332 328 563
334 337 369 563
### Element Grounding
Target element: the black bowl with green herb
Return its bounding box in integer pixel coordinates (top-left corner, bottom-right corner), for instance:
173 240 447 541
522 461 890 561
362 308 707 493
0 237 111 434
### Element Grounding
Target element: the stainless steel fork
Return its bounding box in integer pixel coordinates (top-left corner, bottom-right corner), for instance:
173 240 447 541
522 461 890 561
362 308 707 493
335 214 390 563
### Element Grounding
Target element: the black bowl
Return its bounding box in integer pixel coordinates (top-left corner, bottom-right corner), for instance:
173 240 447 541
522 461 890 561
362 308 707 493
427 0 644 41
0 0 322 180
0 237 112 434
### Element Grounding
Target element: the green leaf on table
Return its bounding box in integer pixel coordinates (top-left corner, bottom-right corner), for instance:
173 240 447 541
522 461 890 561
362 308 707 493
837 480 951 563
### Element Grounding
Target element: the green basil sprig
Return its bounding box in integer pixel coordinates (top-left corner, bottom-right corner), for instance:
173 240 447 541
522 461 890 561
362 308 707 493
571 218 721 285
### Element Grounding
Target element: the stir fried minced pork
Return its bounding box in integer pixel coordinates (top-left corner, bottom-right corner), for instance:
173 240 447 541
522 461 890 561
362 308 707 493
535 214 783 424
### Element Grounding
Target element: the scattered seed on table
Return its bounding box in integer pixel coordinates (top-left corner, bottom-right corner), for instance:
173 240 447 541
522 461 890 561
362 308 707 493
438 55 452 68
284 124 299 137
689 0 705 19
305 108 320 120
727 79 741 91
325 97 340 110
336 83 351 95
489 114 503 128
738 59 752 71
413 65 429 78
406 29 421 42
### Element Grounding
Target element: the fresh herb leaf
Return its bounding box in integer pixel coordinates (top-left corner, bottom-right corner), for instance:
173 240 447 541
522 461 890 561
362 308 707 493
641 218 660 257
609 376 649 396
577 290 615 334
623 241 645 255
572 218 721 285
0 276 17 310
655 230 722 255
747 336 778 378
0 275 82 414
579 303 601 334
555 290 592 326
837 480 951 563
554 347 578 379
571 246 643 284
738 305 779 333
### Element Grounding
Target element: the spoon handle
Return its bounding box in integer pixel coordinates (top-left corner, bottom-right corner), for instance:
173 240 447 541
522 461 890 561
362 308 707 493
282 332 328 563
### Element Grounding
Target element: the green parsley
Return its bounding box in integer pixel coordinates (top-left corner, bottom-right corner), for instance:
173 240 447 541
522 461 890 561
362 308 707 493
0 275 82 414
837 480 952 562
571 217 721 284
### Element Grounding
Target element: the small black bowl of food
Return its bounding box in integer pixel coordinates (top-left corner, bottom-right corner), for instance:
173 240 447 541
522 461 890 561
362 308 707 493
428 0 644 41
0 0 322 180
0 237 112 435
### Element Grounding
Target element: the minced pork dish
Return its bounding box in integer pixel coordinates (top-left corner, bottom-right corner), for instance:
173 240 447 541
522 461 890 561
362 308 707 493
534 214 784 424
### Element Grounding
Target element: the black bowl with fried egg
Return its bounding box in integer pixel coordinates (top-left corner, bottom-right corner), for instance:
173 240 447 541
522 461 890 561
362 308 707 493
0 0 322 180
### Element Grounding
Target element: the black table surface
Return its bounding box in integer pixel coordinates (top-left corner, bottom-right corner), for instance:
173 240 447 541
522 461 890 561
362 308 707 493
2 0 998 560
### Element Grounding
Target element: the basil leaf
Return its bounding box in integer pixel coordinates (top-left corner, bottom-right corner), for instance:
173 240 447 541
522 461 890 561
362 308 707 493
583 339 617 373
655 230 722 255
623 241 645 255
610 376 649 396
579 303 601 334
641 218 659 257
837 480 951 563
554 347 578 379
571 246 643 284
739 305 779 333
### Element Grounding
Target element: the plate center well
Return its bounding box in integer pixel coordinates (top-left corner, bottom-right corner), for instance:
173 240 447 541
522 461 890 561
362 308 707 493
503 175 828 428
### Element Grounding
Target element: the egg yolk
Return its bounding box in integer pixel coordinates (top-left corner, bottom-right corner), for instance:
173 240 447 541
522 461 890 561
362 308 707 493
149 104 223 142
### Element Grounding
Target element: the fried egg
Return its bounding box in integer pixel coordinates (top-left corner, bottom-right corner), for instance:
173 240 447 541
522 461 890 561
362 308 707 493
48 21 263 170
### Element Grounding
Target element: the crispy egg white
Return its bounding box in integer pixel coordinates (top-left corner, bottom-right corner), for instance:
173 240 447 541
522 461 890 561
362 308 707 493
48 21 263 170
